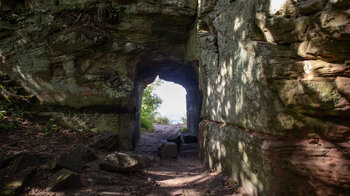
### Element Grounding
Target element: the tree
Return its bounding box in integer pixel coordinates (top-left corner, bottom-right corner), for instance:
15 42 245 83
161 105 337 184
141 79 163 131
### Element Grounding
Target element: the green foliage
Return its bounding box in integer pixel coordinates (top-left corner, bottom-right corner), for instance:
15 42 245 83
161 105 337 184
0 110 6 119
0 121 17 130
0 99 26 118
45 118 60 135
0 100 19 130
141 79 163 131
0 100 10 111
141 116 153 132
154 116 170 124
180 127 188 132
181 116 187 124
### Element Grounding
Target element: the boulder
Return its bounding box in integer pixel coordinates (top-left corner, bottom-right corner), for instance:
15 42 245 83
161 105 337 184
0 168 35 196
52 144 97 173
49 169 82 191
167 135 181 149
93 131 119 151
99 152 152 172
158 142 177 158
9 152 40 174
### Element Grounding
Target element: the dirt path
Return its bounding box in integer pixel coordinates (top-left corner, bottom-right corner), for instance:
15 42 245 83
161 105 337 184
133 124 241 196
0 112 243 196
134 124 186 156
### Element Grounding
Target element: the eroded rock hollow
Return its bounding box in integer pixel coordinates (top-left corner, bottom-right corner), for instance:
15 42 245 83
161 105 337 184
0 0 349 195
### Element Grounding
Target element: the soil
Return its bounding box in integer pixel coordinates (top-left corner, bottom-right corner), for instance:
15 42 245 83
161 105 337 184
0 111 245 196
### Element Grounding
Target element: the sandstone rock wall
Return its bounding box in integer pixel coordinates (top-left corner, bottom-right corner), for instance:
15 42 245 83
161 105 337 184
1 0 349 194
0 0 197 149
197 0 350 194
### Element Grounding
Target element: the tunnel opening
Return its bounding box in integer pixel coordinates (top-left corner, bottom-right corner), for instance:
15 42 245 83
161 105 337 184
134 60 202 156
142 77 187 127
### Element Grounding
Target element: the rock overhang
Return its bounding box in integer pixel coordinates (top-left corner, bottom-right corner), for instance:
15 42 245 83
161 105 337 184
0 0 200 150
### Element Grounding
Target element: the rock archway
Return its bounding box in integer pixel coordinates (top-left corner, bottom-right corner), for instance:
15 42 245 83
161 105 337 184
136 60 202 141
0 0 349 195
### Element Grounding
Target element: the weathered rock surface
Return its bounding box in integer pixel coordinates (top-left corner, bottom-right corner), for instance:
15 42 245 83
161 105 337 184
158 142 178 158
167 135 181 149
196 0 350 194
99 152 152 172
199 120 350 195
0 0 199 150
49 169 82 191
52 144 96 173
93 131 119 151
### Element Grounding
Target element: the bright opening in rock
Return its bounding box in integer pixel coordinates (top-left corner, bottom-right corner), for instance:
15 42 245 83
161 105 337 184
136 76 199 157
154 78 187 125
134 60 202 157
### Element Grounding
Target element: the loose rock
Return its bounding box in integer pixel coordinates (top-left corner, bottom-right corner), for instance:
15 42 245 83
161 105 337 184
158 142 177 158
167 135 181 149
93 131 119 151
49 169 82 191
52 144 97 173
99 152 152 172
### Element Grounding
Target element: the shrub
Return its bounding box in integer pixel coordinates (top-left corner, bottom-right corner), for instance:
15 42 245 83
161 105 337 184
155 116 170 124
181 116 187 124
45 118 60 135
140 79 162 131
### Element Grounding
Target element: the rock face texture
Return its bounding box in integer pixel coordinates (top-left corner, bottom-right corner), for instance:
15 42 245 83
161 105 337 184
0 0 199 149
99 152 152 172
158 142 178 158
0 0 349 195
196 0 350 195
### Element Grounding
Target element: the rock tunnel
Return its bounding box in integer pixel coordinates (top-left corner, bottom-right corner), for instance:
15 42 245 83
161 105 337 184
136 60 202 141
0 0 349 195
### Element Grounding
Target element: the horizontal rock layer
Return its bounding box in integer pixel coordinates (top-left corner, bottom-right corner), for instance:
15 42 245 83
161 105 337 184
199 120 350 195
197 0 350 194
0 0 198 149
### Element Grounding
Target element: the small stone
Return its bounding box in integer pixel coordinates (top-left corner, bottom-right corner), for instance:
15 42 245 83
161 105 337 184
49 169 82 191
167 135 181 149
93 131 119 151
52 144 97 173
99 152 152 172
158 142 177 158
